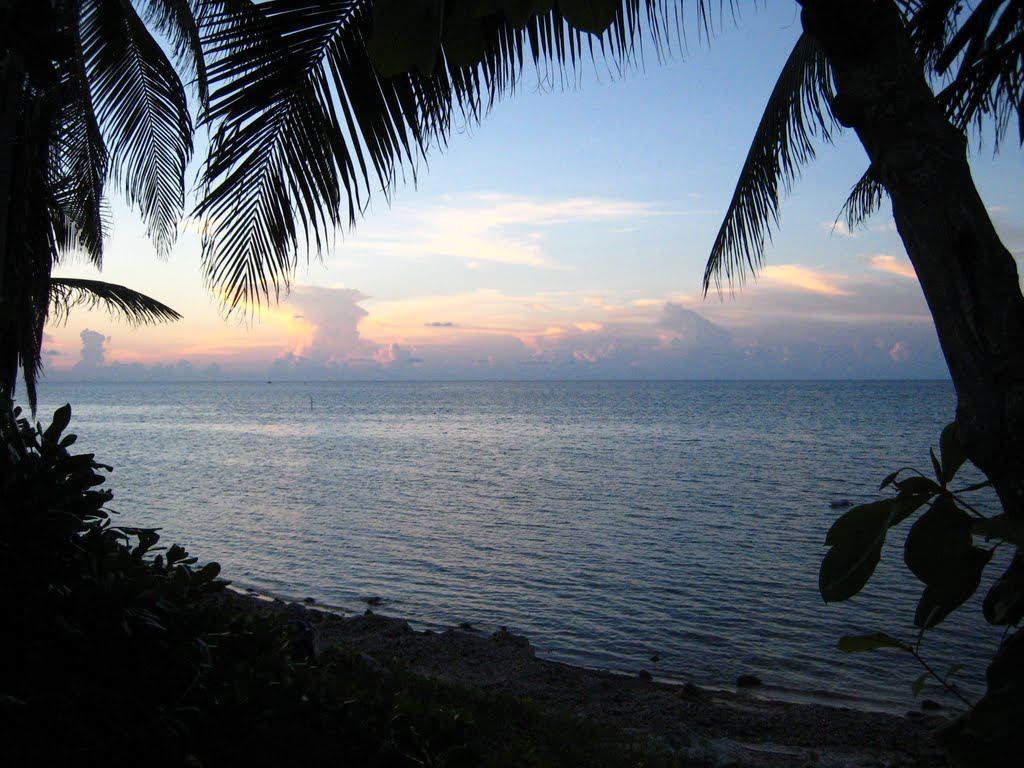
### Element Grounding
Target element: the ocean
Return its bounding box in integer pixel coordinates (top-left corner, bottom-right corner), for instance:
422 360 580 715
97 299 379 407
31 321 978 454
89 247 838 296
30 379 1006 711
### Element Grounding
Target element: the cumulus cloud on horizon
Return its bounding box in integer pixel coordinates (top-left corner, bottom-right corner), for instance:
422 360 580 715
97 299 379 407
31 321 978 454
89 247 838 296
47 284 950 383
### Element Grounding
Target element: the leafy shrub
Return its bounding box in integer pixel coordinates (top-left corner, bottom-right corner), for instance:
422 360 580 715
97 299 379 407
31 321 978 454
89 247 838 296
1 405 670 767
819 422 1022 762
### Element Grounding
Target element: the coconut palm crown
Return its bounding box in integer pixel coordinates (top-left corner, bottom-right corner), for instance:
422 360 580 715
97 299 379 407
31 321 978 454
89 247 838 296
1 0 1021 414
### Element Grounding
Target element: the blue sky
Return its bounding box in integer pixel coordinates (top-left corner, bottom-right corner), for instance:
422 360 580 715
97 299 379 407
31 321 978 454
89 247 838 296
42 3 1024 383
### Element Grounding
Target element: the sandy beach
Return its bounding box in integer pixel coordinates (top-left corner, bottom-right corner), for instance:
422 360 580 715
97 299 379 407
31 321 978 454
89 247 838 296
225 591 952 767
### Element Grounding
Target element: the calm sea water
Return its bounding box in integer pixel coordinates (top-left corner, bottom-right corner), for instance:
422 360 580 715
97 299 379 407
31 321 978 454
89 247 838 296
31 380 1007 711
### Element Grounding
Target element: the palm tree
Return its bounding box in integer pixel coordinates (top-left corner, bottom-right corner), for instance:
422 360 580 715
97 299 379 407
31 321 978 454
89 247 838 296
0 0 194 410
1 0 1020 749
193 0 1023 752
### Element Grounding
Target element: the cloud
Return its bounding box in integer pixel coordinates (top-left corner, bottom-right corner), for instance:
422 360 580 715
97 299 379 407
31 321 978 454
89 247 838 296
75 329 109 370
56 329 227 380
376 342 422 365
819 220 859 238
342 193 663 268
867 254 917 279
425 321 455 327
888 341 911 362
761 265 850 296
284 286 379 364
658 303 733 349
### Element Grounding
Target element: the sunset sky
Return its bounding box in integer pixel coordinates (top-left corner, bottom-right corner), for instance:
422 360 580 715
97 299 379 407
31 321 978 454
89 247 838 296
41 4 1024 384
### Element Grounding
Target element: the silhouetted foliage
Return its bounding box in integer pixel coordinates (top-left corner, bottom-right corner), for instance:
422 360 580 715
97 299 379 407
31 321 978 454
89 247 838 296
820 422 1023 760
0 405 671 767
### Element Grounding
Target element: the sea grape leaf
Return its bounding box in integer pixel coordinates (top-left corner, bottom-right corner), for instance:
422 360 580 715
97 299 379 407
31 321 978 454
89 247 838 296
893 475 941 498
558 0 619 34
973 514 1024 547
368 0 443 76
836 632 910 653
905 495 974 585
906 495 992 627
914 584 956 629
820 500 899 602
983 561 1024 626
938 422 967 484
879 469 902 490
44 403 72 443
929 448 942 483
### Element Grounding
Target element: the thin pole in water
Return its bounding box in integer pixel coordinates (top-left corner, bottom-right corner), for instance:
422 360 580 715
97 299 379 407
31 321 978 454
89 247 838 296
309 395 313 412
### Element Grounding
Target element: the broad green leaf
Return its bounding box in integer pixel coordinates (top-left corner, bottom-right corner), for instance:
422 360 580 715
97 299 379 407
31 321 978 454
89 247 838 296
914 585 955 629
199 561 221 581
820 501 898 602
905 495 974 585
558 0 619 35
879 469 901 490
824 499 899 546
938 422 967 484
44 404 72 443
836 632 910 653
907 496 993 628
983 564 1024 626
890 491 933 527
973 514 1024 547
367 0 443 77
929 448 942 484
60 433 77 448
893 475 941 497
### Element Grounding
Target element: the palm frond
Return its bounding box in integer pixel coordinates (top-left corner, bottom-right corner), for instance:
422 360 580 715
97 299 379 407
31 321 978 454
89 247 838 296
195 1 698 313
137 0 213 107
48 277 183 325
80 0 193 258
703 31 836 294
839 166 886 233
940 1 1024 147
1 41 62 413
51 11 110 265
903 0 1024 148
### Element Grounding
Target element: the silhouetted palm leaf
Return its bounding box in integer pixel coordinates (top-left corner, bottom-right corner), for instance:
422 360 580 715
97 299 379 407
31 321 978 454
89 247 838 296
839 167 886 233
904 0 1023 145
49 277 183 325
140 0 213 107
81 0 193 258
703 32 836 294
51 25 110 266
195 1 698 312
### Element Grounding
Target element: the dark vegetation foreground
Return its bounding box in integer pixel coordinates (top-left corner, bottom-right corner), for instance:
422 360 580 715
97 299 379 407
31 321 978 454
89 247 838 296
1 405 677 767
0 405 956 767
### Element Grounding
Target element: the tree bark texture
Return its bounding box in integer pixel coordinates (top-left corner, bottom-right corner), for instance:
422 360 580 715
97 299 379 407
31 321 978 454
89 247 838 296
799 0 1024 515
799 0 1023 757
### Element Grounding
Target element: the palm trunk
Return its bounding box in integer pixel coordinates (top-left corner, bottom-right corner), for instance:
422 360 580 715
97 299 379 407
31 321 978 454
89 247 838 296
0 51 21 406
798 0 1023 759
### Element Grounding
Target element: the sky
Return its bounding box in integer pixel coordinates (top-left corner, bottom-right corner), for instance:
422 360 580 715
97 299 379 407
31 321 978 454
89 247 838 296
41 3 1024 383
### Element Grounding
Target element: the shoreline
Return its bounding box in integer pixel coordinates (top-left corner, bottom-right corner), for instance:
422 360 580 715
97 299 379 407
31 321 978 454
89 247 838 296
227 585 943 717
225 587 951 767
